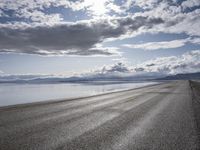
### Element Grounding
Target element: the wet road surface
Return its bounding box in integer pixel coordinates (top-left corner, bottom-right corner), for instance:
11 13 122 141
0 81 199 150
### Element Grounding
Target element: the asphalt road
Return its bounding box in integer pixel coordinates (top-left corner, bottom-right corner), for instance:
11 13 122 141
0 81 199 150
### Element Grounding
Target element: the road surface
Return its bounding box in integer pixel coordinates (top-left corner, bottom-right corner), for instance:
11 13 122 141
0 81 199 150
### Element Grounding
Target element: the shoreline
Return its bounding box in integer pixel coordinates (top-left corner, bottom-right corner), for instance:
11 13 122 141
0 81 164 110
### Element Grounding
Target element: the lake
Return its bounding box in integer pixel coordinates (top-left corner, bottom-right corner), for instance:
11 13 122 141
0 81 158 107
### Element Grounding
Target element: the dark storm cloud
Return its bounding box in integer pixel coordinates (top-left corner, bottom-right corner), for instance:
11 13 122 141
0 16 164 56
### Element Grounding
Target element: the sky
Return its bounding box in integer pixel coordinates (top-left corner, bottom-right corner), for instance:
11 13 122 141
0 0 200 76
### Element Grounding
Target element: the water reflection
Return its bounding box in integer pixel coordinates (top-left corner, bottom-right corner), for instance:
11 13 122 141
0 82 158 107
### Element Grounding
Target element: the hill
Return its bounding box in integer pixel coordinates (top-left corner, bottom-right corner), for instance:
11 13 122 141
156 72 200 80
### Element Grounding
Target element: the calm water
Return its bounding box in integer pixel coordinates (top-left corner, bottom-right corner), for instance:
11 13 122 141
0 82 158 107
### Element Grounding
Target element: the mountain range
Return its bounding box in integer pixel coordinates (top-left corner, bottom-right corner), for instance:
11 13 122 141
155 72 200 80
0 72 199 84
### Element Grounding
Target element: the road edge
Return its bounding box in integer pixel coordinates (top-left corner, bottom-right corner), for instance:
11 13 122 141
189 80 200 146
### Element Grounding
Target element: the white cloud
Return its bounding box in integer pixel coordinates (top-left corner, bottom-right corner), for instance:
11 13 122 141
96 62 133 74
181 0 200 9
136 50 200 74
89 50 200 76
0 0 65 23
133 0 160 9
165 9 200 37
189 37 200 44
84 50 200 78
123 38 189 50
0 0 123 23
141 2 200 37
79 0 112 16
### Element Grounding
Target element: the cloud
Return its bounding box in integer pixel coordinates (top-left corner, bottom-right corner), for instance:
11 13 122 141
181 0 200 10
0 0 200 56
93 50 200 76
136 50 200 74
122 37 200 50
142 2 200 37
166 9 200 37
0 0 123 23
0 0 64 23
1 50 200 80
123 38 189 50
190 37 200 44
132 0 160 9
0 16 164 56
96 62 133 74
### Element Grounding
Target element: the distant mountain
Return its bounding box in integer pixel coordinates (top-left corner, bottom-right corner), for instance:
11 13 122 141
0 62 167 84
0 73 164 84
1 72 199 83
156 72 200 80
